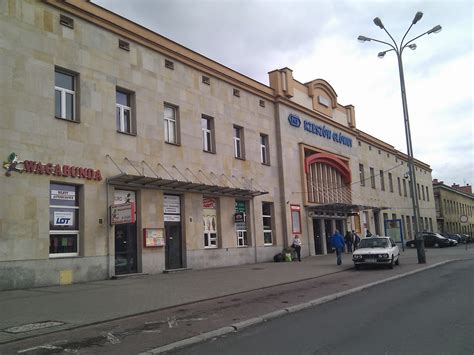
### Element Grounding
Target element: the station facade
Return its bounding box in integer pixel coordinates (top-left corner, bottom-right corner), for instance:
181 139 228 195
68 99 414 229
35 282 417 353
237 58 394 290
0 0 437 290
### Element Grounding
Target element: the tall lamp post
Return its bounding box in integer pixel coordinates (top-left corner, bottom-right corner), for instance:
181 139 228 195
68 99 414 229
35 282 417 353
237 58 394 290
358 13 442 264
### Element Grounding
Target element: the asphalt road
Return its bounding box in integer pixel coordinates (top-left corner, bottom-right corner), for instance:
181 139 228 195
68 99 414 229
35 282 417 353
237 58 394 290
171 259 474 355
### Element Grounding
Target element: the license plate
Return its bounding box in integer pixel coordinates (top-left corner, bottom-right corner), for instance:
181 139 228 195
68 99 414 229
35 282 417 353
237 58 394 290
366 259 377 263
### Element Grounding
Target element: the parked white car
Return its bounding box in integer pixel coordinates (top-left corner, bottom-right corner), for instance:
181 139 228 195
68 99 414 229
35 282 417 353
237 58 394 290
352 236 400 269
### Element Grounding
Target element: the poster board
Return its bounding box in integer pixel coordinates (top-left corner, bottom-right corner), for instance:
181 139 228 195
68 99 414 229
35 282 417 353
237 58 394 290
143 228 165 247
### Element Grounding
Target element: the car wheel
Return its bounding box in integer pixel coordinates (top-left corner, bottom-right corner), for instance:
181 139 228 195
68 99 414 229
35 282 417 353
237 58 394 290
395 255 399 265
389 257 394 269
434 242 439 248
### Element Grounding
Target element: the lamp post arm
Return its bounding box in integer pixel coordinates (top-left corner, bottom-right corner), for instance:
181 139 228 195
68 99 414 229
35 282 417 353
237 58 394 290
402 29 432 52
400 22 415 49
362 36 397 51
383 27 400 53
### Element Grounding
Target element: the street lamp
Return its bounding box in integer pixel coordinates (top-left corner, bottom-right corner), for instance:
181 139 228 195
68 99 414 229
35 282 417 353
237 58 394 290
358 12 442 264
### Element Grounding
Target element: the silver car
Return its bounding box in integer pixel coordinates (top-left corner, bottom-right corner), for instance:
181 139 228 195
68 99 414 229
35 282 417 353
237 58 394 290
352 237 400 269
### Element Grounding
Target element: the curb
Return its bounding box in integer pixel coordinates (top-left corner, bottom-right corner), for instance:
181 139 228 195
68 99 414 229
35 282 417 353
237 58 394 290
142 260 455 354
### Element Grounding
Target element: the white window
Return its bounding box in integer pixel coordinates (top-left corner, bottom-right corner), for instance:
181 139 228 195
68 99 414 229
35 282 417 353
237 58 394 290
164 104 178 144
49 183 79 257
233 126 243 159
55 70 76 120
235 200 248 247
202 116 214 152
260 134 269 165
262 202 273 245
237 230 248 246
116 89 133 134
203 197 218 248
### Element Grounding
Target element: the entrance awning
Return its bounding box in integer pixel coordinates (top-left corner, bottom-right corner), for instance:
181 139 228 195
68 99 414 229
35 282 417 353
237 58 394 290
107 155 268 199
306 203 390 214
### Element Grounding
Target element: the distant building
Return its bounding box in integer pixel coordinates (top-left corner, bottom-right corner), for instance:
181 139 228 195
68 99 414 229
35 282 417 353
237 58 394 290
432 180 473 236
0 0 436 290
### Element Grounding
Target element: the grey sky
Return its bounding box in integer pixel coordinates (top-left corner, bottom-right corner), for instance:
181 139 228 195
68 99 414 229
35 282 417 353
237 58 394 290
94 0 473 187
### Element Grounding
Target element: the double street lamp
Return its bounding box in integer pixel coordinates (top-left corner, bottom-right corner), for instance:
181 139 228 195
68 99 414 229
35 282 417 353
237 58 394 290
358 13 442 264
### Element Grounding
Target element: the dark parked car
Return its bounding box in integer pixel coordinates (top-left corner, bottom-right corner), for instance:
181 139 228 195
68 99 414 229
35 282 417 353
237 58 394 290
445 234 464 244
461 234 472 243
406 233 451 248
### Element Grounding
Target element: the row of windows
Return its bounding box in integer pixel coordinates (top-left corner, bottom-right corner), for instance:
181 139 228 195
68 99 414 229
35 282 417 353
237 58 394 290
444 222 473 235
382 212 434 240
55 69 271 164
443 199 473 216
358 164 430 201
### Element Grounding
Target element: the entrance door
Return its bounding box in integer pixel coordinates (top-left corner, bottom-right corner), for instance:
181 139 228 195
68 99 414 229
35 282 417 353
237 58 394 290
115 223 137 274
165 222 183 270
313 219 323 255
324 220 333 253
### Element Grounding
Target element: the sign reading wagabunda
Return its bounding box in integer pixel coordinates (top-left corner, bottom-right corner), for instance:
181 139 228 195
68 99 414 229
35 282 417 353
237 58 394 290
3 152 102 181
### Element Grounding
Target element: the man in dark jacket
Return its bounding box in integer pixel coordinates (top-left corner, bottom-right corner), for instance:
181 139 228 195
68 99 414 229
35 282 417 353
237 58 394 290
330 230 345 265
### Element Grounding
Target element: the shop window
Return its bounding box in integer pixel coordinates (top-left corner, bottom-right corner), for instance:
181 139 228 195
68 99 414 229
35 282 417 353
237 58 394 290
203 197 218 248
55 68 77 121
291 205 301 234
116 89 135 134
164 103 179 144
235 200 248 247
49 183 80 257
262 202 273 245
233 125 245 159
202 115 215 153
260 134 270 165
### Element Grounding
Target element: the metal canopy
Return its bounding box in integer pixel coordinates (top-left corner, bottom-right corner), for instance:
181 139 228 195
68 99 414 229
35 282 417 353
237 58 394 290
107 173 268 198
306 203 390 213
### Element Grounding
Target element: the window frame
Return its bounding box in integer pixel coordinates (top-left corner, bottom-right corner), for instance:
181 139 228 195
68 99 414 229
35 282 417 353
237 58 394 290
55 68 78 122
369 167 376 189
116 88 135 135
262 202 273 245
379 170 385 191
260 134 270 165
359 164 365 186
388 172 394 192
201 115 215 153
233 125 245 159
164 103 180 145
49 183 80 258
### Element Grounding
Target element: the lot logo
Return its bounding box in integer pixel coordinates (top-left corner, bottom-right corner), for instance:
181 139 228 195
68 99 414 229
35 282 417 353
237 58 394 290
288 114 301 128
3 152 25 176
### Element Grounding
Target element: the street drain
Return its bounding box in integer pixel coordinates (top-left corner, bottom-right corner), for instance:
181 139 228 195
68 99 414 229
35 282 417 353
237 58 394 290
251 267 265 270
4 321 65 333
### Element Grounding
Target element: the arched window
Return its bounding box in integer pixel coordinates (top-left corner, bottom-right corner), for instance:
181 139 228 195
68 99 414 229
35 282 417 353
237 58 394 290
305 153 352 204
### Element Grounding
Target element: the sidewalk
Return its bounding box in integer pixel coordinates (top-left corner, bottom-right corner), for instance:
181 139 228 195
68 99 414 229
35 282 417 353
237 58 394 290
1 246 472 344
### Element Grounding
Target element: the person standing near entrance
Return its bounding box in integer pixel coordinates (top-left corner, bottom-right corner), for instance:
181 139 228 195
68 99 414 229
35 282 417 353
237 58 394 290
291 235 302 262
344 230 353 253
352 230 361 250
330 230 345 265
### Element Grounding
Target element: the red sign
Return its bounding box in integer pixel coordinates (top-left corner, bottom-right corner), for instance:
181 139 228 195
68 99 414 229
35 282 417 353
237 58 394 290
110 203 136 225
23 160 102 181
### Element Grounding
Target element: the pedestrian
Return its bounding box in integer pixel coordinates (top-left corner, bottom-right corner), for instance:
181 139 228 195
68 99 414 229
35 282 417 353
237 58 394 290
352 230 361 250
330 229 345 265
291 234 302 261
344 230 353 253
366 230 373 238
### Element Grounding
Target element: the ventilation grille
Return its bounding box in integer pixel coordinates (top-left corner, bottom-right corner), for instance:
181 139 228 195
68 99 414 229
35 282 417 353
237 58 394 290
165 59 174 70
233 89 240 97
202 76 210 85
118 39 130 51
59 14 74 29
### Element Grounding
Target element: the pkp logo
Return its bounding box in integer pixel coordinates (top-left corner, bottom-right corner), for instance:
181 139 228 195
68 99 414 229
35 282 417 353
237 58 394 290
288 114 301 128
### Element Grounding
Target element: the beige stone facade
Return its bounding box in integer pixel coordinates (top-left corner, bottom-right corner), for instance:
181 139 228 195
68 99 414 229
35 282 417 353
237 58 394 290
433 180 474 236
0 0 437 290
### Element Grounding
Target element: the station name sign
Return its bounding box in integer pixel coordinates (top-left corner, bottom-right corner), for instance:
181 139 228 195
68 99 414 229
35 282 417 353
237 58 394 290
288 114 353 148
3 152 102 181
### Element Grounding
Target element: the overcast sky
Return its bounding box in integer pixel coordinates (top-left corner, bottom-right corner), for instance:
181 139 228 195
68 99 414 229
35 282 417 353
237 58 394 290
95 0 473 187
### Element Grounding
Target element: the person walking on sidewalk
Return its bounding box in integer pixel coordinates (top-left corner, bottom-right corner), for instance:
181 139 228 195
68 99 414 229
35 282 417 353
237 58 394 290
291 235 302 261
330 230 345 265
352 230 361 250
344 230 353 253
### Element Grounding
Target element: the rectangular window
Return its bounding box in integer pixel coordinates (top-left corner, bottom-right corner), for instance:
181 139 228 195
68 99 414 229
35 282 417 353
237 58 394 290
233 125 245 159
202 115 214 153
388 173 394 192
260 134 269 165
397 177 402 196
164 104 178 144
49 183 80 257
235 200 248 247
403 179 407 196
262 202 273 245
422 184 426 200
203 197 218 248
379 170 385 191
426 186 429 201
369 167 375 189
417 184 421 200
359 164 365 186
55 69 76 121
116 89 134 134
